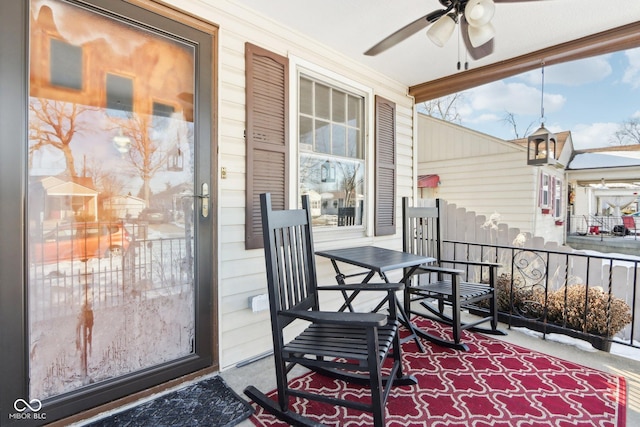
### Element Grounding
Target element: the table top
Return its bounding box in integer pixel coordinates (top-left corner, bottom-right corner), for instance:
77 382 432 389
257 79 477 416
316 246 435 273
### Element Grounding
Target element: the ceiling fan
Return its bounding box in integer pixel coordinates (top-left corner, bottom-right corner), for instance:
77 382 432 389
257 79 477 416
364 0 539 61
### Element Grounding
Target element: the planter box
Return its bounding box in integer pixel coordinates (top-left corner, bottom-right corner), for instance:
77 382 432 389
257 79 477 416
468 307 612 352
499 313 612 352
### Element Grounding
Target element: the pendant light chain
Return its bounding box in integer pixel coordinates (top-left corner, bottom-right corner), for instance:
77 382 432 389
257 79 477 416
540 62 545 125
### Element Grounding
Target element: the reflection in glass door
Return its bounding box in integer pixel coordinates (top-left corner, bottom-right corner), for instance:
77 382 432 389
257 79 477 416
28 0 201 400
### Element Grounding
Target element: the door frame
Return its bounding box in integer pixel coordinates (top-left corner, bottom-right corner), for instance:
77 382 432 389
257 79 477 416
0 0 218 424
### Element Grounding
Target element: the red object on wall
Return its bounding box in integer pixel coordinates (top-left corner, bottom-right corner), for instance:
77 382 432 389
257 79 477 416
417 174 440 188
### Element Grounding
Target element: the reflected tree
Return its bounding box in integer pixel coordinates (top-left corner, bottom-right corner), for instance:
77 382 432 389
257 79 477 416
28 98 92 177
84 158 128 199
109 113 176 204
337 161 362 208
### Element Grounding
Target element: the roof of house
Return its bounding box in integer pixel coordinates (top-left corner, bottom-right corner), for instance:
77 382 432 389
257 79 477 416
568 144 640 170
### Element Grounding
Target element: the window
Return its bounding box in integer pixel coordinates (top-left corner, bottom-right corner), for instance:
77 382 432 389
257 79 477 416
106 73 133 112
298 75 365 228
541 173 550 208
539 172 563 216
554 178 562 217
50 39 83 90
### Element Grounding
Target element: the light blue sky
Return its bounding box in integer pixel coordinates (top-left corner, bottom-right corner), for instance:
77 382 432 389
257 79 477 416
441 47 640 150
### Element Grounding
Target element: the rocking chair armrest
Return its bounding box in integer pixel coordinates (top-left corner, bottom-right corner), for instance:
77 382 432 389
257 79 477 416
282 310 387 327
440 259 501 268
415 265 465 276
317 283 404 292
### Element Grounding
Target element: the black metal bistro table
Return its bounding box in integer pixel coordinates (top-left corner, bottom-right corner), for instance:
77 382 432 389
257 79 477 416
315 246 435 352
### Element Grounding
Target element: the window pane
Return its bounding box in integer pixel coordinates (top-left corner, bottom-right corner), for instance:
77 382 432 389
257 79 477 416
315 83 330 120
106 73 133 112
315 119 330 154
152 102 175 132
348 95 361 128
300 154 364 228
332 124 346 157
347 128 362 159
300 77 313 115
50 39 82 90
299 116 313 148
332 90 346 123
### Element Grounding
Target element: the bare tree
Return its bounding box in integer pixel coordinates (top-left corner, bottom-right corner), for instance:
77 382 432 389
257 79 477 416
83 158 128 199
611 117 640 145
109 113 174 204
29 98 91 177
501 111 535 140
418 93 466 123
337 162 362 208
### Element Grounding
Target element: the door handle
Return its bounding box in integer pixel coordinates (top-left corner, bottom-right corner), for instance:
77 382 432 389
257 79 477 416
199 183 209 218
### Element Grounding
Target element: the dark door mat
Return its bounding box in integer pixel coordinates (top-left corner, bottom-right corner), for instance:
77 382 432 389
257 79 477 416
86 376 254 427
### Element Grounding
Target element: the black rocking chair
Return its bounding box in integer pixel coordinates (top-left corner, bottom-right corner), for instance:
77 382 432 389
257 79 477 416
402 197 506 351
245 193 416 427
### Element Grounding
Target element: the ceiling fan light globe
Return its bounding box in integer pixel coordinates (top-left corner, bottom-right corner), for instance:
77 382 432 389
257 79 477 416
427 14 456 47
465 0 495 28
468 22 495 47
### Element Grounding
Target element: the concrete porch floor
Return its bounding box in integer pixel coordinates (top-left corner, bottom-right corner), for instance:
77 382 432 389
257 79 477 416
221 319 640 426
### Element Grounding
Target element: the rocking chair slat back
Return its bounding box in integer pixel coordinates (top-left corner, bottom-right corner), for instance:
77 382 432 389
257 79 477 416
262 194 318 324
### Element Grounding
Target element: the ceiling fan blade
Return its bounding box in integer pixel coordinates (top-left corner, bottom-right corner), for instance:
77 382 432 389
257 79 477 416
460 18 494 61
364 9 447 56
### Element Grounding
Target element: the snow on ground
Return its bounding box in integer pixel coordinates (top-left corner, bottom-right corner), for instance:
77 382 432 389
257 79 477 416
512 326 640 361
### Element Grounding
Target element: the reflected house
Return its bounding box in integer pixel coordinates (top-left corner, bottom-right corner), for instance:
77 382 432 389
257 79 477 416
304 190 364 226
37 176 98 223
103 194 146 220
154 182 193 222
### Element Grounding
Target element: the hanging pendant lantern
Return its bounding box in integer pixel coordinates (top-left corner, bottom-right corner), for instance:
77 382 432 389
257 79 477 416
527 124 556 165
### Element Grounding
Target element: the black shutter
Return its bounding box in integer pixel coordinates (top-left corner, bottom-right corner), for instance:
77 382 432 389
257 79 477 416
375 96 396 236
245 43 289 249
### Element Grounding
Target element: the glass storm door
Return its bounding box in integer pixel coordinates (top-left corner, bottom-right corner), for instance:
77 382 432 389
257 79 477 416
25 0 214 406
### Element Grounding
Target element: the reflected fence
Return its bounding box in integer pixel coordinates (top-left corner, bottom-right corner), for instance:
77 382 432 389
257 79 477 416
442 239 640 352
29 236 193 322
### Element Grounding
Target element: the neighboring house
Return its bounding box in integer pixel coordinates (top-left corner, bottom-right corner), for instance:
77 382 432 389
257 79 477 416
102 195 146 220
418 114 640 242
417 114 571 244
35 176 99 223
566 145 640 230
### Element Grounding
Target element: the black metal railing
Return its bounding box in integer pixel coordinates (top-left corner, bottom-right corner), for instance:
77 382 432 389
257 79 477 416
442 239 640 351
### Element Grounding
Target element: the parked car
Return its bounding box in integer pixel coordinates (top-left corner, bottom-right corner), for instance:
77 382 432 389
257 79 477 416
31 222 132 263
138 208 167 224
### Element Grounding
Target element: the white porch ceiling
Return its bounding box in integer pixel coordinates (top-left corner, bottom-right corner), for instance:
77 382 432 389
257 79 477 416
227 0 640 89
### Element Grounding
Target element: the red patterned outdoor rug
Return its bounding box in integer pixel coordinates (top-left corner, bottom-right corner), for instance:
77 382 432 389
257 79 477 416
249 317 626 427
